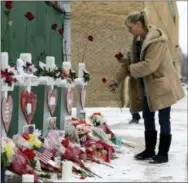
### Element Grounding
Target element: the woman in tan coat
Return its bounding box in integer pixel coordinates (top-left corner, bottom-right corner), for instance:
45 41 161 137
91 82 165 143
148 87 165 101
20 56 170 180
109 10 185 164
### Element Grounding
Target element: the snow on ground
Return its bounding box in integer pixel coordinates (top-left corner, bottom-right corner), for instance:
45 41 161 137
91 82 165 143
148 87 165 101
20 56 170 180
69 89 187 182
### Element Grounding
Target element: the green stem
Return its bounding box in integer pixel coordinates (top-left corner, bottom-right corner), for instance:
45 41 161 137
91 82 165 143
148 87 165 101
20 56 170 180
61 36 64 62
25 22 28 52
2 12 10 51
50 31 52 54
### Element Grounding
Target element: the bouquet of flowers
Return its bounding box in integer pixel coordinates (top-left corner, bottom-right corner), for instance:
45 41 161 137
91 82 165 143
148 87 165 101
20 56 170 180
1 68 17 86
22 133 42 149
72 119 93 146
1 137 17 168
12 133 41 171
23 62 37 74
89 112 106 127
36 63 62 79
89 112 122 147
10 149 40 183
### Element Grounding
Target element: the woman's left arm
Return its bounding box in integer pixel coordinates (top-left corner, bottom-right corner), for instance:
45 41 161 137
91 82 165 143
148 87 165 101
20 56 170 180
129 41 165 78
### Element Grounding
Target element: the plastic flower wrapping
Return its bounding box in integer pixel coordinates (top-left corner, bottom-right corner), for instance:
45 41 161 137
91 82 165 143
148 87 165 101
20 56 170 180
1 137 17 168
21 132 42 149
89 112 106 127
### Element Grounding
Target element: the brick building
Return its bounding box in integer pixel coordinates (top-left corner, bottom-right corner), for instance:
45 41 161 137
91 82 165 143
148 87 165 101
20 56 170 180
71 1 180 107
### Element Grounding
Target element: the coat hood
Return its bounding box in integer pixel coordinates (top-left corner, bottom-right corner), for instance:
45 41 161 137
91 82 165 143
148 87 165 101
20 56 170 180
141 25 168 51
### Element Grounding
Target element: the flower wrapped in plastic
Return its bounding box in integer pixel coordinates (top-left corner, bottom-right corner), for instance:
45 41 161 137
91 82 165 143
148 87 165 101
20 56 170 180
89 112 106 127
10 149 40 183
12 134 32 149
72 119 92 146
1 137 17 168
12 134 42 171
44 130 65 153
21 133 42 149
89 112 123 147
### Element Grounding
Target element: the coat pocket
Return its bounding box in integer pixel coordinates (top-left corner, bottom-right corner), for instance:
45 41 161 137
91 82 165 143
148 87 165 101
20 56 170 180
151 77 171 97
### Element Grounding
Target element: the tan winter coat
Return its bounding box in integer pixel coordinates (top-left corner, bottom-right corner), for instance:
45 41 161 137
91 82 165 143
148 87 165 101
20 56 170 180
113 25 185 112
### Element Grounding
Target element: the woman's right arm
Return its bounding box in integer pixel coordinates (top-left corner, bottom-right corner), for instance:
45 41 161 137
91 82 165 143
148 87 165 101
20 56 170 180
112 50 131 84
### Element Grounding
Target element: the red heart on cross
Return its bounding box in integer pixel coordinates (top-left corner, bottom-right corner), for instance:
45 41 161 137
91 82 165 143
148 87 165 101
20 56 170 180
20 89 37 124
1 95 13 133
47 88 57 116
66 89 74 115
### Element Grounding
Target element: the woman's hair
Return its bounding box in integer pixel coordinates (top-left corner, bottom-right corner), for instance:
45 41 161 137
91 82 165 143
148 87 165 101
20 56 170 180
125 9 149 31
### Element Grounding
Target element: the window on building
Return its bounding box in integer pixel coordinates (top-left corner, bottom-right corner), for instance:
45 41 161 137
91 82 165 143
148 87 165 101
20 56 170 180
168 1 176 23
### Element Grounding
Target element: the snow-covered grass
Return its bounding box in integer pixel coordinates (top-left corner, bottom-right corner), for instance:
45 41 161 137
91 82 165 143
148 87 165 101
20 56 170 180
70 90 187 182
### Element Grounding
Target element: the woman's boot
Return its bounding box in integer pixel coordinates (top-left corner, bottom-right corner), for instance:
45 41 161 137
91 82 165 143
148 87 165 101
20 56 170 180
150 133 172 164
134 130 157 160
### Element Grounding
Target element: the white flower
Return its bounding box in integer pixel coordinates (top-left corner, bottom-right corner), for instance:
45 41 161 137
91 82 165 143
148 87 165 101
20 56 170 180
34 129 42 138
8 21 13 26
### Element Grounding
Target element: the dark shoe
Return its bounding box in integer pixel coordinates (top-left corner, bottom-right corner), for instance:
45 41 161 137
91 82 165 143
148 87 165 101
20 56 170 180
149 154 168 164
149 133 172 164
134 149 155 160
129 118 139 124
134 130 157 160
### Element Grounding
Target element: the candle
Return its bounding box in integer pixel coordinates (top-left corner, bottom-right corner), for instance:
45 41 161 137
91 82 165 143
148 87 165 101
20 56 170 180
62 61 71 70
20 53 32 63
78 63 85 78
27 103 32 114
62 161 72 181
1 52 8 70
46 56 55 70
22 174 34 182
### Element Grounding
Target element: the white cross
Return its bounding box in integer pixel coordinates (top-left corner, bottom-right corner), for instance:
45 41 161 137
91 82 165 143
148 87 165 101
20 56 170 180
62 61 71 70
20 53 32 93
46 56 56 90
78 63 85 78
0 52 14 98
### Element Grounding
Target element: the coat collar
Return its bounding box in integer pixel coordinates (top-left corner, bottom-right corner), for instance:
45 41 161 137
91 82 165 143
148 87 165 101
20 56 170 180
132 25 168 59
141 25 168 51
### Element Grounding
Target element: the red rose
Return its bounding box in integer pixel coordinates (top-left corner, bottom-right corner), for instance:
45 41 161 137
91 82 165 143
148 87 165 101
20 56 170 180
114 52 123 60
22 149 36 160
25 12 35 21
6 76 13 84
88 35 94 42
7 71 14 76
22 133 30 140
58 28 64 35
5 1 12 9
1 70 7 78
61 139 69 148
51 24 58 30
118 52 123 57
102 77 107 83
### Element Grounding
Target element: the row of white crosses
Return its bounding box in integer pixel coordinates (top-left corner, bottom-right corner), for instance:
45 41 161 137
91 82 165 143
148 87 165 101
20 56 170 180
0 52 88 136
